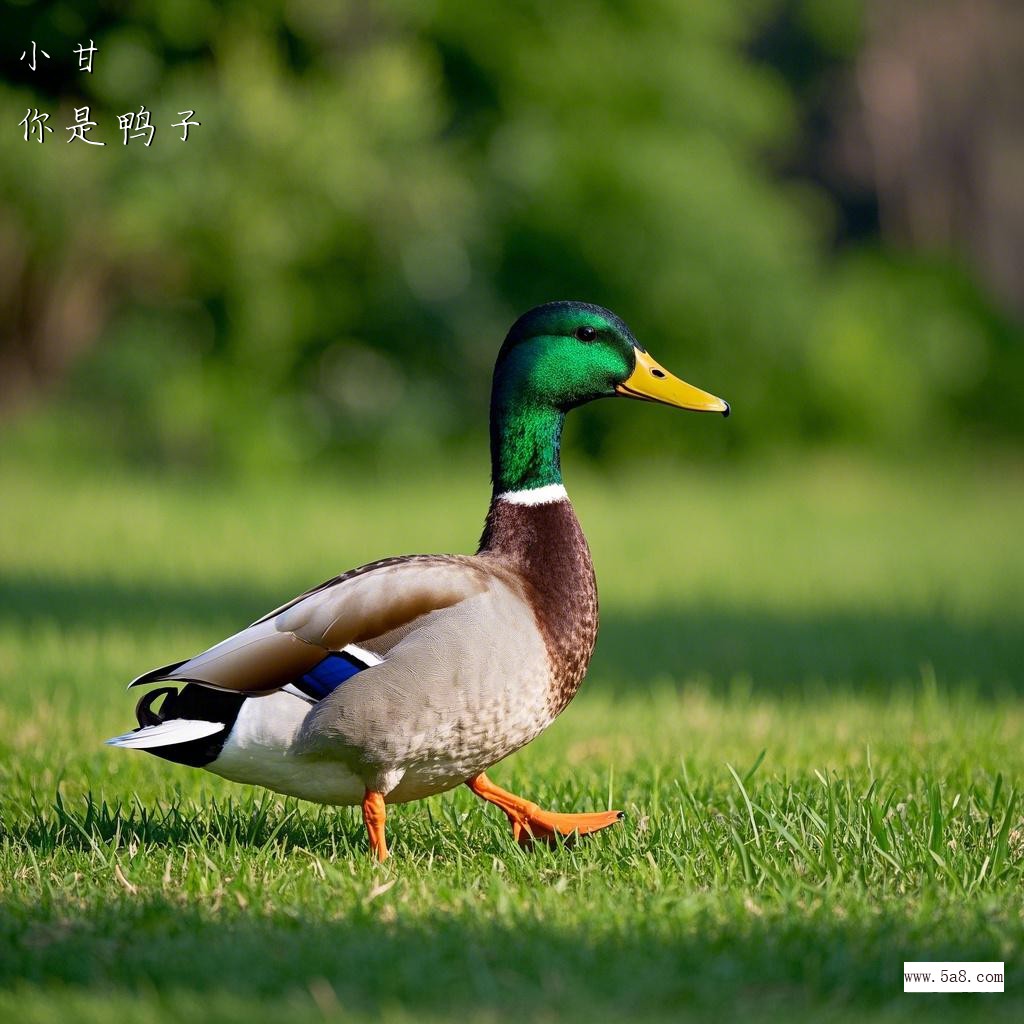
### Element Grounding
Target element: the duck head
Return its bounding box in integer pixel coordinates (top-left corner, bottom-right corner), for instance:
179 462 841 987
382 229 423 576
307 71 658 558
489 301 728 495
494 300 729 417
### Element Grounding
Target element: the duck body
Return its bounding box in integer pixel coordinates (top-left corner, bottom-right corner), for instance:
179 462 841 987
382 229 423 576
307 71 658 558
112 495 596 806
109 301 727 857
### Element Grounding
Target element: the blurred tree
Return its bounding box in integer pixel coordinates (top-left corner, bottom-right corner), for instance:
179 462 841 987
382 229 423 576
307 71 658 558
0 0 1020 470
840 0 1024 318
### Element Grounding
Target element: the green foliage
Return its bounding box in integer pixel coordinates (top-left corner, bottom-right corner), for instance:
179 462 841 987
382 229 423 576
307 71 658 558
1 1 1020 470
1 457 1023 1021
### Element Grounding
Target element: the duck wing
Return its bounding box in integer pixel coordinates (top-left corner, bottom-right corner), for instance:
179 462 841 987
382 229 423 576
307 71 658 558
129 555 490 694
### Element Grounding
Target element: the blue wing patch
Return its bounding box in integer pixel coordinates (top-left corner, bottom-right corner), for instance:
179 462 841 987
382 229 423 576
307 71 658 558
294 650 368 701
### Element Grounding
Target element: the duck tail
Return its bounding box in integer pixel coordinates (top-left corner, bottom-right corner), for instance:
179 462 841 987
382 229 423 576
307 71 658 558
104 686 225 749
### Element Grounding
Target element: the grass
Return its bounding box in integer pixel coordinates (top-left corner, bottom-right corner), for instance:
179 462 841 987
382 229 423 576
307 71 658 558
1 452 1023 1022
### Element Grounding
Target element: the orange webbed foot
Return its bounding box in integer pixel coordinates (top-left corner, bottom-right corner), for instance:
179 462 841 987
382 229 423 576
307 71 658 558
508 805 625 846
466 772 624 847
362 790 389 861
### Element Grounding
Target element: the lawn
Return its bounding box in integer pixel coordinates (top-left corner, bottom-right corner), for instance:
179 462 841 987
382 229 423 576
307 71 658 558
1 453 1022 1022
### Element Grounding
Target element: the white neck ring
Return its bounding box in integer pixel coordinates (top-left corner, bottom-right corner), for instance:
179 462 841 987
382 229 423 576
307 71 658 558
496 483 569 506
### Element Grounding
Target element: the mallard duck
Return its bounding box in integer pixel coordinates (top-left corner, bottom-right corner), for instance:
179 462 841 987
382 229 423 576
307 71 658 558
107 301 728 859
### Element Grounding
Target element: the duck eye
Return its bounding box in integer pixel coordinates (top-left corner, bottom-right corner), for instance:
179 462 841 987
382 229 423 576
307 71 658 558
576 326 597 342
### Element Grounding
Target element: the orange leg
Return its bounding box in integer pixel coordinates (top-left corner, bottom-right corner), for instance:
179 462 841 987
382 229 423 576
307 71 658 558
466 772 624 846
362 790 389 861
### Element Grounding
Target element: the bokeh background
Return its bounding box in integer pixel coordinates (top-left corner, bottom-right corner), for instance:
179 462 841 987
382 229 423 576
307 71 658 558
3 0 1022 471
3 5 1024 1023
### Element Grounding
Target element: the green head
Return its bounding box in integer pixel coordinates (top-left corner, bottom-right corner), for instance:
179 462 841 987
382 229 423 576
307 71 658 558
490 301 728 494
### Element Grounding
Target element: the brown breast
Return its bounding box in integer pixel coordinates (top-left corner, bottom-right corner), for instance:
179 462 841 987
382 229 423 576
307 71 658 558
477 497 599 716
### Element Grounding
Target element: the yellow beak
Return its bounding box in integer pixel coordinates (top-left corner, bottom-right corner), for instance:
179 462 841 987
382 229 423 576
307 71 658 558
615 349 730 416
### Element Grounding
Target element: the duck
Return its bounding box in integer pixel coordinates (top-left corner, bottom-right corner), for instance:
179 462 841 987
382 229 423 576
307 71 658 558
107 301 728 860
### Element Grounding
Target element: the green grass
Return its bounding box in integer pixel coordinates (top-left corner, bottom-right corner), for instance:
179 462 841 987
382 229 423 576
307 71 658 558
1 454 1023 1022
